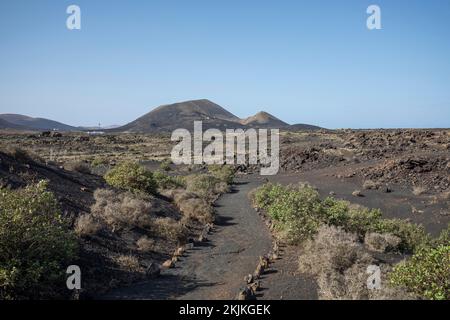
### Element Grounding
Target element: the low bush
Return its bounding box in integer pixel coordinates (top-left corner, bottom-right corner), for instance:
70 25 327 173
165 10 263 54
164 189 215 224
389 245 450 300
345 205 383 237
185 174 220 199
136 236 155 252
91 157 108 167
65 161 91 174
90 189 154 232
74 214 102 237
435 223 450 246
116 254 141 273
252 183 288 209
90 188 187 242
178 197 214 224
362 179 380 190
214 181 230 194
208 165 235 184
321 198 383 236
104 162 157 195
252 183 430 252
153 171 186 190
298 225 413 300
0 181 78 299
253 183 322 244
152 217 187 242
364 232 401 253
159 158 172 172
372 219 429 253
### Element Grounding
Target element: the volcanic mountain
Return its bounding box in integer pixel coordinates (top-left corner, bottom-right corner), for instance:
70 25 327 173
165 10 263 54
0 118 31 131
114 99 242 132
240 111 289 128
1 99 321 133
0 114 77 131
113 99 316 133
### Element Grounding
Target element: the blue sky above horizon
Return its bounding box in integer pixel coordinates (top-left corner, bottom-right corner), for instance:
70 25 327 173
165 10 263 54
0 0 449 129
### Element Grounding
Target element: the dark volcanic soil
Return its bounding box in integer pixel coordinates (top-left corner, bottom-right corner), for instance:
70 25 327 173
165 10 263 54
102 162 450 300
102 180 274 300
267 166 449 236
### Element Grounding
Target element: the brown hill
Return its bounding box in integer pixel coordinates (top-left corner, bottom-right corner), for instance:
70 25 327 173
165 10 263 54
0 114 77 131
0 118 31 131
114 99 246 132
113 99 320 133
288 123 323 131
241 111 289 128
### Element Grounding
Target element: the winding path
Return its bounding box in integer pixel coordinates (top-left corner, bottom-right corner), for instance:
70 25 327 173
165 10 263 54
103 179 273 300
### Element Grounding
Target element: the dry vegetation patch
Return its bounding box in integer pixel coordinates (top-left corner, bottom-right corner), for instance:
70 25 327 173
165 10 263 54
252 182 447 300
298 226 413 300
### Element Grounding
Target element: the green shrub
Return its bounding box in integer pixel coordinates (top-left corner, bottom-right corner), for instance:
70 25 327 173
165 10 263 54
252 183 286 209
345 206 383 236
253 183 322 244
373 219 429 253
321 197 351 226
0 181 78 299
186 174 220 199
434 223 449 247
105 162 157 195
321 198 383 236
208 165 235 184
153 171 186 190
91 157 108 167
159 158 172 172
389 245 450 300
253 182 430 252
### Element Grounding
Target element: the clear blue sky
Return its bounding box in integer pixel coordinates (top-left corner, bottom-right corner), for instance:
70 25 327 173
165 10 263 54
1 0 449 128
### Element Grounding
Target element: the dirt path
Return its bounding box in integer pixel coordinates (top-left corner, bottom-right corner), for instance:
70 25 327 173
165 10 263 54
101 162 449 300
102 180 273 300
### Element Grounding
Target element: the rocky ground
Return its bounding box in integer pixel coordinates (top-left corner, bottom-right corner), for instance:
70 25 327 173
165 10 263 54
1 128 449 299
0 149 204 297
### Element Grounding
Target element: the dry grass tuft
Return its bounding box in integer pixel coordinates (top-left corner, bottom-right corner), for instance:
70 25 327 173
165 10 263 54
91 189 154 232
165 189 215 224
65 160 91 174
136 236 155 252
364 232 401 253
5 146 43 163
116 254 141 272
74 214 102 237
152 217 187 242
412 186 427 196
298 225 412 300
363 180 380 190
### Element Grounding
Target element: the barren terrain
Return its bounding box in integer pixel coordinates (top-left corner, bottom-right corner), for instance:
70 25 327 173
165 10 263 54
1 128 449 300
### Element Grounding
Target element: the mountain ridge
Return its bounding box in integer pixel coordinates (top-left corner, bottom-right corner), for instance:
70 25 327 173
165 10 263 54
1 99 322 133
112 99 321 132
0 114 77 131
